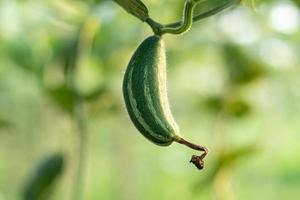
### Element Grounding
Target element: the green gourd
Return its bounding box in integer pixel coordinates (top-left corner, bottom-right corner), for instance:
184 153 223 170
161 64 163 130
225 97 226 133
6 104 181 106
123 35 208 170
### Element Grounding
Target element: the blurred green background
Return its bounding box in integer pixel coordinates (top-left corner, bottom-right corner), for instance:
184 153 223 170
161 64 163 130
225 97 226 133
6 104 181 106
0 0 300 199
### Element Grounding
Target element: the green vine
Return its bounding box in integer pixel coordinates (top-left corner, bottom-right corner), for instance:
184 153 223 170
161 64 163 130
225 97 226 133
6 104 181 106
146 0 201 35
145 0 241 36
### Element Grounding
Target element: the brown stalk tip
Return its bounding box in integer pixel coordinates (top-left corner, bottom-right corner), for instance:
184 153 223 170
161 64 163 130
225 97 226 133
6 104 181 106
190 155 205 170
176 137 208 170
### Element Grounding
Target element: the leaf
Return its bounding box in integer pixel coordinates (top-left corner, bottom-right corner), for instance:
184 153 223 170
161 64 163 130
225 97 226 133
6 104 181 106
23 154 65 200
165 0 241 29
222 43 265 85
113 0 149 21
0 118 13 129
204 95 223 112
224 97 251 118
5 39 36 72
204 95 251 118
296 0 300 8
193 0 240 22
46 85 74 113
82 85 108 101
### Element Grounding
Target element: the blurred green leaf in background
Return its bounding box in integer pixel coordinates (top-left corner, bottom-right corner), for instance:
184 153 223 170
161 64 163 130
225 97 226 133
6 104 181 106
22 153 65 200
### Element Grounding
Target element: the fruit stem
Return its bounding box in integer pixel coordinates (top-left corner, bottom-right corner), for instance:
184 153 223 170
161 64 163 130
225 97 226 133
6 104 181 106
176 137 208 170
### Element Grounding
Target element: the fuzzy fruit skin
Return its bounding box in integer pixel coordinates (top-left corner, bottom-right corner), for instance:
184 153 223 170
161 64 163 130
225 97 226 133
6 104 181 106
123 35 181 146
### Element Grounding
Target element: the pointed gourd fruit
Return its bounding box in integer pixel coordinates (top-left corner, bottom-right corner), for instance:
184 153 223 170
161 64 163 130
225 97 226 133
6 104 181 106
122 35 208 170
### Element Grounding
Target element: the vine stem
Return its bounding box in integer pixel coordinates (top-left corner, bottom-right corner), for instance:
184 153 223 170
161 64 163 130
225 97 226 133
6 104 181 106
65 33 87 200
145 0 241 36
146 0 200 35
67 14 99 200
175 137 208 170
72 96 88 200
66 60 88 200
